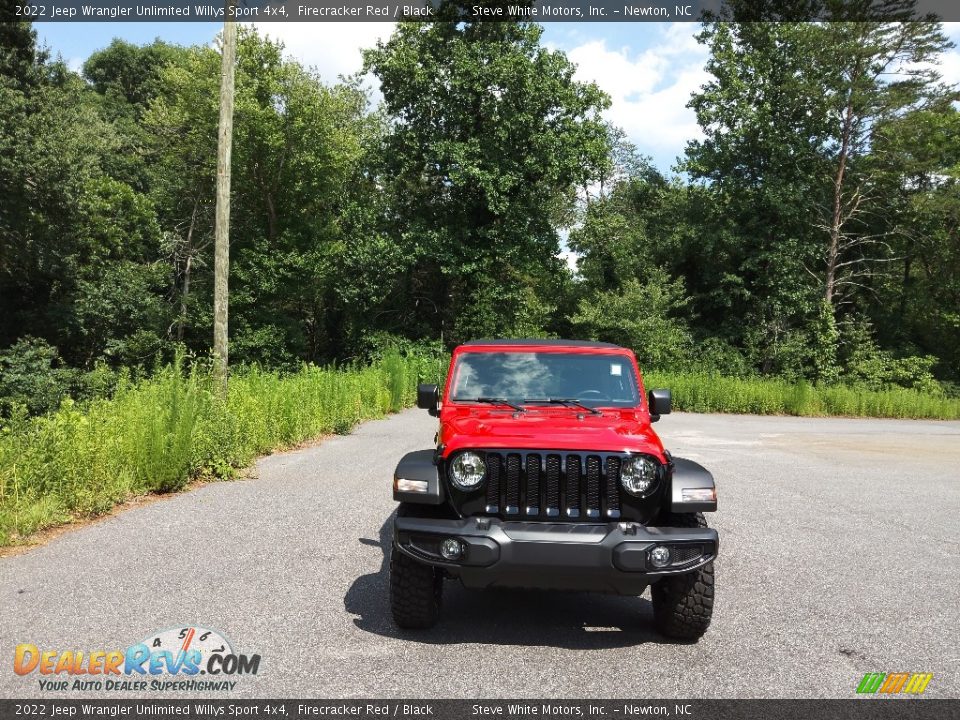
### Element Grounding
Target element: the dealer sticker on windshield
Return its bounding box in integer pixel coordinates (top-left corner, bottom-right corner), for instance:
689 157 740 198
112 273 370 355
610 363 622 376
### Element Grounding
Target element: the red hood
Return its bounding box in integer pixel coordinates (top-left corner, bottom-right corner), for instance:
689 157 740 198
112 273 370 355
439 408 665 461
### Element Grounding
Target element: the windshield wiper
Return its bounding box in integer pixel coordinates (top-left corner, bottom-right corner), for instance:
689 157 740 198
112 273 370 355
473 397 526 413
524 398 602 415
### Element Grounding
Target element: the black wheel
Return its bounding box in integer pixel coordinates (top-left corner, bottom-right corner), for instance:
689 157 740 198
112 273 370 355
390 547 443 629
650 512 715 640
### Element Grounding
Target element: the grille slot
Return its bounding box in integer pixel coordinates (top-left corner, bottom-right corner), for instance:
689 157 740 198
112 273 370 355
505 453 521 515
485 454 501 513
585 455 601 518
525 454 541 515
565 455 581 518
605 457 622 519
545 454 561 517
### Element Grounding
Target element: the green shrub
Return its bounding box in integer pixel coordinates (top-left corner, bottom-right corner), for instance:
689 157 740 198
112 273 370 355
839 317 943 394
0 351 425 546
573 271 695 371
4 352 955 548
0 338 76 416
644 371 960 420
693 337 752 377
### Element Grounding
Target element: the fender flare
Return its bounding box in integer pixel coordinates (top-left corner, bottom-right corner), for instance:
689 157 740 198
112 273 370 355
669 456 717 513
393 449 445 505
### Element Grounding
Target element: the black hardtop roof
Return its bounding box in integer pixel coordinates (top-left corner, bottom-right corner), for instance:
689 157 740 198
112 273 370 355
460 338 626 349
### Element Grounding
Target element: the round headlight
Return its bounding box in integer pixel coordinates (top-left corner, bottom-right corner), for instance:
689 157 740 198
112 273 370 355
450 451 486 490
621 456 658 496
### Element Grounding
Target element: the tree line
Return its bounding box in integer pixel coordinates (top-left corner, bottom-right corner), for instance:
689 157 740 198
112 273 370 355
1 0 958 415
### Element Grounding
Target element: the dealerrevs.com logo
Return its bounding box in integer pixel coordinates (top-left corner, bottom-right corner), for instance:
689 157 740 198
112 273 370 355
13 626 260 692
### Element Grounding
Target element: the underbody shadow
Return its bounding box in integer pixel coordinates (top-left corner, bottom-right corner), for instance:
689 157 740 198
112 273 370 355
344 510 682 649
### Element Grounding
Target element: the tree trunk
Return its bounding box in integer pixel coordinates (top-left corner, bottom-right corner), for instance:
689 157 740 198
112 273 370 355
265 191 278 244
176 201 199 341
825 93 854 308
898 254 912 324
213 10 237 392
177 255 193 342
824 99 853 307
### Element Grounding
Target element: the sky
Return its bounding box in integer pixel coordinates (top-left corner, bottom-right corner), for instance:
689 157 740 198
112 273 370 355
33 20 960 174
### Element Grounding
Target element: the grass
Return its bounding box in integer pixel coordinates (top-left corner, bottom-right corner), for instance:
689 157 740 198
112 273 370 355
2 355 957 548
645 371 960 420
0 352 443 547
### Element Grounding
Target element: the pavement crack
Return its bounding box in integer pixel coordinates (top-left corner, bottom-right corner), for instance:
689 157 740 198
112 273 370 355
839 646 867 661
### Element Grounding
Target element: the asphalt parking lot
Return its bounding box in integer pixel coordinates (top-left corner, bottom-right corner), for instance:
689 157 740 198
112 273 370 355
1 409 957 698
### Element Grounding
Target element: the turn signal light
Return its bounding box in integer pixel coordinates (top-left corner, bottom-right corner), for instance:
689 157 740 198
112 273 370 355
681 488 716 503
395 478 429 493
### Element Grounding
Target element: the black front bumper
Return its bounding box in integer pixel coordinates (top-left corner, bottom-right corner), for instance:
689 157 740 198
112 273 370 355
394 516 718 595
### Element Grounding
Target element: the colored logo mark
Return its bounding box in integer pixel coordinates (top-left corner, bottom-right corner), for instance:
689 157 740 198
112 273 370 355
856 672 933 695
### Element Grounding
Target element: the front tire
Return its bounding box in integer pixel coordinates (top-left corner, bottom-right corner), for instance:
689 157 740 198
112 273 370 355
650 512 715 640
390 548 443 629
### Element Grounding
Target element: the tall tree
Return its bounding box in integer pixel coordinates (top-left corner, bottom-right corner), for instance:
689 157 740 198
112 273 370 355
0 20 169 366
815 17 953 307
684 8 956 377
227 31 375 364
147 29 377 365
685 21 829 370
82 39 184 190
142 45 220 346
869 104 960 376
363 2 610 343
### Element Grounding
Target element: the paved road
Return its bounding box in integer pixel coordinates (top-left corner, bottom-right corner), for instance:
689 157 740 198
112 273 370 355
1 410 958 699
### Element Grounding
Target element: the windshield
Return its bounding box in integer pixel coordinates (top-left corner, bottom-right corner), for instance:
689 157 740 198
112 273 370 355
449 351 640 408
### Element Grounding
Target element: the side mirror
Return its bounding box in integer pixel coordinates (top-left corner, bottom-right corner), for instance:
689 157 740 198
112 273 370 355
648 389 671 421
417 384 440 417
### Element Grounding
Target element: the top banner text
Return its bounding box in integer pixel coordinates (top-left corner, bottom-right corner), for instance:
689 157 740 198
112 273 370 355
7 0 960 23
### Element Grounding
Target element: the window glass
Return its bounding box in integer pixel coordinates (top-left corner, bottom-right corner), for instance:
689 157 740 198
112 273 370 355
450 352 640 407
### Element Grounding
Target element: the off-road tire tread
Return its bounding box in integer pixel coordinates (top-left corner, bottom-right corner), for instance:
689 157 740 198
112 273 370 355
651 511 715 640
390 549 442 629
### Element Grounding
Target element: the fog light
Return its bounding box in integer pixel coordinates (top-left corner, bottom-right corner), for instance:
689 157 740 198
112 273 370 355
650 546 671 568
440 538 463 560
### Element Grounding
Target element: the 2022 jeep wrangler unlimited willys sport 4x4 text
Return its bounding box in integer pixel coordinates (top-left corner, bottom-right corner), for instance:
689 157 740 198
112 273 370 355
390 339 718 639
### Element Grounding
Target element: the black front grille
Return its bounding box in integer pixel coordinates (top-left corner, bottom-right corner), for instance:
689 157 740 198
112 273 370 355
484 451 624 520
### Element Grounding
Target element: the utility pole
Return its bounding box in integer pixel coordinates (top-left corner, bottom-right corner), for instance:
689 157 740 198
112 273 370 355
213 3 236 392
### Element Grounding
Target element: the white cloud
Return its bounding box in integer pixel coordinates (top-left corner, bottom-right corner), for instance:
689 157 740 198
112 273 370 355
567 40 666 98
888 22 960 107
566 24 960 171
566 28 709 170
934 25 960 113
251 22 395 84
556 229 578 273
656 22 706 57
251 21 959 175
936 43 960 89
251 23 707 168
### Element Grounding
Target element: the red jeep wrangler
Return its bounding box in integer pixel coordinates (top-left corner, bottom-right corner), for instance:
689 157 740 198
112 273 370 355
391 339 718 639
